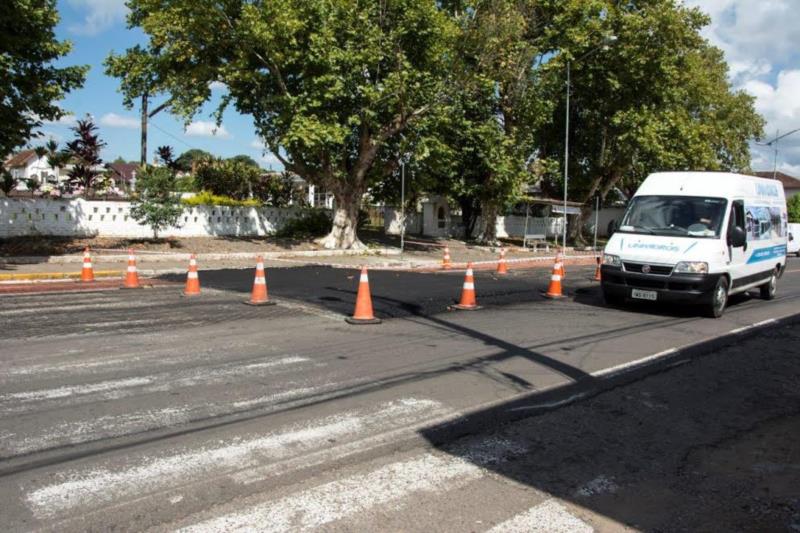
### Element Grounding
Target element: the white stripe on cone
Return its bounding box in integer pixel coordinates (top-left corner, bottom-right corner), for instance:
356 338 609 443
127 266 137 273
466 269 473 276
83 263 92 269
254 277 266 285
189 259 197 266
551 275 562 281
187 272 198 279
360 274 369 283
463 282 475 290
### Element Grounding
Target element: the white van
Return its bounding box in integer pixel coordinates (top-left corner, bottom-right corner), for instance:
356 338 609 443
601 172 788 317
789 222 800 256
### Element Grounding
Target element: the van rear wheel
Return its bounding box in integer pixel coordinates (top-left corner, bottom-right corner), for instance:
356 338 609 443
759 269 778 300
706 277 728 318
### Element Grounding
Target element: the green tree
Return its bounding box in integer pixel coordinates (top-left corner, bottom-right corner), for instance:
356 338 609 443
174 149 213 173
252 172 298 207
65 118 107 194
111 0 457 249
788 194 800 224
194 157 261 200
0 0 87 159
228 154 260 168
408 0 573 242
130 166 184 239
0 170 16 195
535 0 764 243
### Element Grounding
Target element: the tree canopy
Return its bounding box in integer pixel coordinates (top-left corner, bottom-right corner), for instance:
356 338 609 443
108 0 765 246
0 0 87 159
534 0 764 242
112 0 457 248
174 149 213 173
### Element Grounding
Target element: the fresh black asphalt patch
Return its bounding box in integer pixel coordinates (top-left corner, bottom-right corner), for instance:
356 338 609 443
159 265 600 320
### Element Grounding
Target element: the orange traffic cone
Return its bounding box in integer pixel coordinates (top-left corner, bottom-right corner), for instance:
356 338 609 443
346 267 382 324
496 247 509 275
543 257 566 299
121 249 141 289
80 247 94 282
442 246 452 270
450 262 481 310
594 255 602 282
244 256 275 306
183 253 201 296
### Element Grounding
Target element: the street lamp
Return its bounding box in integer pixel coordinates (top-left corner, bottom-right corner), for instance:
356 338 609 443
756 128 800 179
562 35 617 250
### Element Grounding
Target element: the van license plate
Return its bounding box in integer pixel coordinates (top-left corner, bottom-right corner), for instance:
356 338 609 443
631 289 657 301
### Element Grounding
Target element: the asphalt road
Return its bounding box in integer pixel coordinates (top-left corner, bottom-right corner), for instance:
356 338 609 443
1 258 799 531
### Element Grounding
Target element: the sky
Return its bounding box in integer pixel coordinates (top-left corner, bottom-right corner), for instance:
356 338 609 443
34 0 800 176
37 0 280 170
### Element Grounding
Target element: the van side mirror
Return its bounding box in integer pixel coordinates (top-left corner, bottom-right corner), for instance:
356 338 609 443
729 226 746 248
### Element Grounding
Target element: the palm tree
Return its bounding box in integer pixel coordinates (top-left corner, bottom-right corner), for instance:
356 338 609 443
44 139 68 187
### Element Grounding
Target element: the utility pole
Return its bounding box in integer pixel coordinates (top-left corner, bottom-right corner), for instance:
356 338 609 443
400 160 406 254
756 127 800 179
140 93 148 168
562 60 570 251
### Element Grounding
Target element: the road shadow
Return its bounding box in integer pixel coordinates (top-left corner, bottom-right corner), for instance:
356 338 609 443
419 317 800 532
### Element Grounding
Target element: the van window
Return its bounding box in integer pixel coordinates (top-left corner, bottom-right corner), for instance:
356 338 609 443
619 196 728 238
728 200 745 236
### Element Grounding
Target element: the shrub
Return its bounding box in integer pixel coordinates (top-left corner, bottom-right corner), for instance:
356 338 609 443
129 166 184 239
181 190 261 207
275 209 332 238
788 194 800 223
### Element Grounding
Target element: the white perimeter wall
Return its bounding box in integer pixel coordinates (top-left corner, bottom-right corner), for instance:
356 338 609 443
0 198 311 238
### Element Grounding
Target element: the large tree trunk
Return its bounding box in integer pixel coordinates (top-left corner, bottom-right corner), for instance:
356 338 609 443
475 201 499 245
318 185 366 250
458 195 480 240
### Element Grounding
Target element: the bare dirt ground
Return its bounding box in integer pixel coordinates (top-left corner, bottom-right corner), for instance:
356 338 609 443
0 230 576 258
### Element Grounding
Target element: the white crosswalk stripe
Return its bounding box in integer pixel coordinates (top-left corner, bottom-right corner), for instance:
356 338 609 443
485 500 594 533
24 398 449 519
180 436 527 532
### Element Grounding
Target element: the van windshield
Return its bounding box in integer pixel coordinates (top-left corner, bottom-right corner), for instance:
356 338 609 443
618 195 728 238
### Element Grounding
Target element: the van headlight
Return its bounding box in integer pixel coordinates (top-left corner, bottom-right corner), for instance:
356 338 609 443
674 261 708 274
603 254 621 267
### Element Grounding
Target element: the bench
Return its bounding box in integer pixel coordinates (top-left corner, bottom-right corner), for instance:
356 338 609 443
523 233 549 251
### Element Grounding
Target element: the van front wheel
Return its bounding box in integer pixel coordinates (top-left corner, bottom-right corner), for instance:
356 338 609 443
706 277 729 318
759 269 778 300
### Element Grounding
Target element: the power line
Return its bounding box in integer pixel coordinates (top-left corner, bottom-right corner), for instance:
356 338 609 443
148 120 199 151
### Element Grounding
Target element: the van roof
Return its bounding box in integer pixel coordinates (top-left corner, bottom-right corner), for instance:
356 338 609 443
636 172 785 200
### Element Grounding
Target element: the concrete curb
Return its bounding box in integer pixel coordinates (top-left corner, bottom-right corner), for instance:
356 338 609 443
0 270 124 282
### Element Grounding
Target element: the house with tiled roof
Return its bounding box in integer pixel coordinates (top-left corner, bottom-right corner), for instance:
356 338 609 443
107 162 140 191
754 171 800 199
3 150 61 188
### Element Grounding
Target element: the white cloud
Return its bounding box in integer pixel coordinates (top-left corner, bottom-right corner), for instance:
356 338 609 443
185 121 231 139
209 81 227 91
260 153 281 168
100 113 139 129
41 114 77 126
250 138 266 150
684 0 800 173
67 0 128 35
